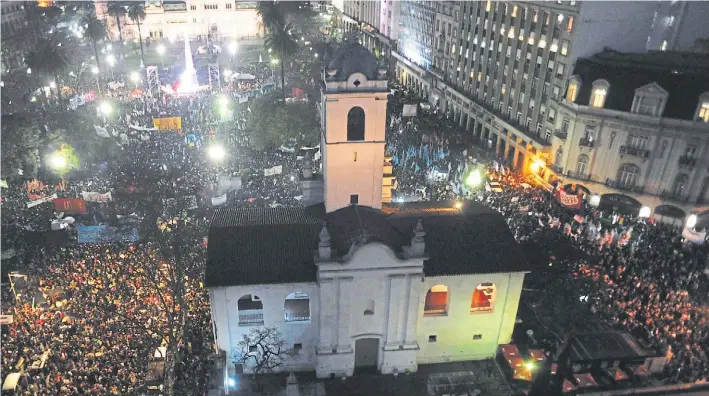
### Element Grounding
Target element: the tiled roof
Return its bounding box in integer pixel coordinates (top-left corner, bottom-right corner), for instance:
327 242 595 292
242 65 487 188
571 50 709 121
205 201 530 287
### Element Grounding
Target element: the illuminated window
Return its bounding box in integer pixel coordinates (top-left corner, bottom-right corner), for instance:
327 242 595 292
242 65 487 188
567 16 574 32
561 40 569 56
661 40 668 51
512 5 517 17
486 0 491 12
699 102 709 122
471 283 496 312
591 89 607 108
237 294 264 326
567 81 578 102
617 163 640 188
424 285 449 316
284 292 310 323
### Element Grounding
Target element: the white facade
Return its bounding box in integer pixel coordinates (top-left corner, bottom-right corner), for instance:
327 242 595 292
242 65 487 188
209 242 526 378
95 0 263 42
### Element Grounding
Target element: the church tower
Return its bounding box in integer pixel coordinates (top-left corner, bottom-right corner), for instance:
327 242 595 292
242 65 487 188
321 42 393 212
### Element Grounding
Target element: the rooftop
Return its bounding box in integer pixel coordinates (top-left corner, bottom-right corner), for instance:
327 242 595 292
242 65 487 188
571 50 709 121
205 201 530 287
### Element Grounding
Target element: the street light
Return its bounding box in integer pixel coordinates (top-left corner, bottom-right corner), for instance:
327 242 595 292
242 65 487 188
686 214 698 229
99 101 112 117
106 54 116 79
228 41 238 55
157 44 166 66
91 66 101 93
26 67 32 75
207 144 226 162
465 169 482 188
130 71 140 88
49 152 67 169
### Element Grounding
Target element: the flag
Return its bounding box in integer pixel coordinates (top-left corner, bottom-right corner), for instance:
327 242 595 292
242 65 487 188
95 125 111 138
211 194 227 206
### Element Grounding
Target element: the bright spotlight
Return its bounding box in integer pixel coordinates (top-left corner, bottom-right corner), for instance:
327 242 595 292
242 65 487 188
49 152 66 168
525 362 536 371
130 71 140 82
271 58 279 65
157 44 166 55
49 81 57 89
207 145 226 162
91 66 99 74
223 69 232 77
589 194 600 206
27 67 32 75
638 206 651 218
454 201 463 209
99 101 112 115
686 214 698 229
227 377 236 387
107 54 116 66
465 170 482 187
219 96 229 107
228 41 238 55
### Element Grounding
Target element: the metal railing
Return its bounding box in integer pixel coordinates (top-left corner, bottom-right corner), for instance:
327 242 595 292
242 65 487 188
679 156 697 167
660 190 691 203
566 171 592 181
238 312 264 326
423 305 448 316
579 138 595 148
619 145 650 158
284 312 310 323
554 130 568 139
604 178 644 194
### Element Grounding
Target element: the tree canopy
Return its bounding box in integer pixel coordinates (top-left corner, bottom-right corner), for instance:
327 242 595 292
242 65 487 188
244 94 319 151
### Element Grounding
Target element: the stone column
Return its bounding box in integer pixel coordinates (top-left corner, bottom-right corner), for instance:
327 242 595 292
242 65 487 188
402 274 421 348
513 146 521 169
466 115 473 132
317 279 337 353
504 130 512 160
336 277 353 352
384 275 405 350
459 112 466 128
495 130 504 156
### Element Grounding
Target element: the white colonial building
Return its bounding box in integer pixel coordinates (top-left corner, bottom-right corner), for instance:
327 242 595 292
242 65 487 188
205 42 529 390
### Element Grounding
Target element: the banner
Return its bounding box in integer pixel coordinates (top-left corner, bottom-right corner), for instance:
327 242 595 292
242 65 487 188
0 315 13 325
153 117 182 131
402 104 418 117
0 179 7 188
23 229 69 246
81 191 113 203
264 165 283 176
217 176 242 194
682 228 706 245
27 193 57 208
53 198 87 214
78 225 139 244
94 125 111 138
555 189 583 210
129 123 157 131
211 194 227 206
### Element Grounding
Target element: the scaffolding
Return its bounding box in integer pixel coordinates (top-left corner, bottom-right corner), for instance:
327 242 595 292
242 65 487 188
207 63 220 90
146 66 160 96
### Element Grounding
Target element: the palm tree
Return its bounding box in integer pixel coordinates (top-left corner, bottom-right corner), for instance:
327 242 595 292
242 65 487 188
127 3 146 64
107 1 126 54
265 20 298 100
82 12 106 73
25 35 69 101
257 1 285 32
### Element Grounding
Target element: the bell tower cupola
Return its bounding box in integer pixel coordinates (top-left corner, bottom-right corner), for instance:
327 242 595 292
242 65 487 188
320 41 390 213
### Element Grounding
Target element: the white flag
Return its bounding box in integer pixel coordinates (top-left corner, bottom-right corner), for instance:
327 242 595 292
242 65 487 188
211 194 227 206
94 125 111 138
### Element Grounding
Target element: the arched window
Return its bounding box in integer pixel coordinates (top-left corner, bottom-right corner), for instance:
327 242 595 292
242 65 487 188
237 294 264 326
471 283 496 312
672 174 688 196
576 154 588 175
284 292 310 323
590 79 610 108
555 147 563 167
424 285 448 316
566 76 580 102
617 164 640 188
347 107 366 141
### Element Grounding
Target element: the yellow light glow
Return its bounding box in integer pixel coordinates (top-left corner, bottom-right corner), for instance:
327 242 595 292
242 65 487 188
454 201 463 209
525 362 536 371
530 162 540 173
466 170 483 187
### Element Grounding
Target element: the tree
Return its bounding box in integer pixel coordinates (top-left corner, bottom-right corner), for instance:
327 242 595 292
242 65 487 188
127 3 146 64
235 327 297 389
0 114 44 178
265 20 299 100
25 35 70 101
256 1 285 32
82 12 106 73
107 1 126 54
245 94 319 151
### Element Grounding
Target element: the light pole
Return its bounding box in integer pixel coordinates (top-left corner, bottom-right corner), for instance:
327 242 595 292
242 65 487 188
157 44 166 66
228 41 238 65
207 144 226 163
106 54 116 80
91 66 101 94
270 58 278 85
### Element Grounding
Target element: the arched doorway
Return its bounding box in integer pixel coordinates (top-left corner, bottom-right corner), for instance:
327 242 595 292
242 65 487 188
653 205 686 227
599 194 642 215
354 338 379 372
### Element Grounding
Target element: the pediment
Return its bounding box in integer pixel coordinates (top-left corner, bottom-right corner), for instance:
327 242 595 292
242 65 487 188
635 82 668 96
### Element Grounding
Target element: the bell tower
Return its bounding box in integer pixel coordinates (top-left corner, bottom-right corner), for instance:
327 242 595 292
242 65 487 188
321 42 392 212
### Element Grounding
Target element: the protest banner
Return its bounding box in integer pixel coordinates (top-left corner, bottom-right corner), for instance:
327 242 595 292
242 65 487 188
78 225 139 244
555 189 583 210
94 125 111 138
402 104 418 117
81 191 113 203
27 193 57 208
152 117 182 131
264 165 283 176
53 198 87 214
211 194 227 206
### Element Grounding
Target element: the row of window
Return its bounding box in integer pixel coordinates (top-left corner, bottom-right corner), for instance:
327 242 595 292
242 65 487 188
423 283 497 316
237 293 311 326
189 3 232 11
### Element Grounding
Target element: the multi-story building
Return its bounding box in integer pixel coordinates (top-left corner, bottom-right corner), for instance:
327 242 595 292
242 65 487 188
645 1 709 52
95 0 263 42
547 50 709 224
393 1 709 219
339 0 400 62
206 42 529 389
1 2 30 75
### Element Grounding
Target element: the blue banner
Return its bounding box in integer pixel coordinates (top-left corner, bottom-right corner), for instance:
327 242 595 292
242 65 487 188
77 225 139 244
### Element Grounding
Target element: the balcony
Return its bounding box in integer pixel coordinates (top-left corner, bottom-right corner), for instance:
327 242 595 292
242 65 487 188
423 304 448 316
550 165 564 174
604 179 644 194
660 190 691 204
238 310 264 326
554 130 568 140
679 156 697 167
566 171 592 181
579 138 594 148
619 145 650 159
